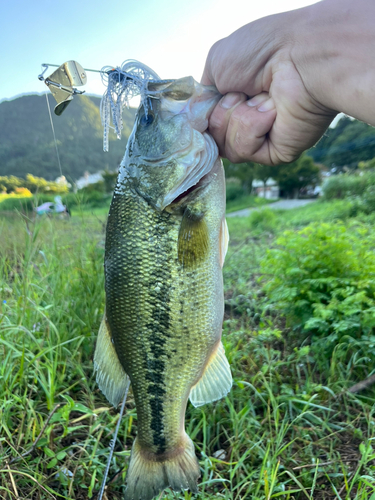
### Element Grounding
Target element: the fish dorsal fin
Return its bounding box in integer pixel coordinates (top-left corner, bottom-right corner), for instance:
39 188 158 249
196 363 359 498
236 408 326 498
189 342 232 407
219 217 229 268
94 312 129 407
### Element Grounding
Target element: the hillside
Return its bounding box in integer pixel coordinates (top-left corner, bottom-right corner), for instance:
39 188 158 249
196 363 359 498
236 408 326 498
0 94 137 181
308 115 375 168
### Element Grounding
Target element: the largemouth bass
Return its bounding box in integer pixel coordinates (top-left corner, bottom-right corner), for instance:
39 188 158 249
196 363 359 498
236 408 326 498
94 75 232 500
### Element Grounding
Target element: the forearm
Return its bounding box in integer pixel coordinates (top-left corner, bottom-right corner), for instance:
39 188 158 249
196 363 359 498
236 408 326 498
292 0 375 125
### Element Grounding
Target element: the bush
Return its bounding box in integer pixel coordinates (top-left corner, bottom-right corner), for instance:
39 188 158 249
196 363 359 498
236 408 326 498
248 208 277 232
226 182 245 203
260 222 375 375
0 196 35 212
80 181 105 194
322 172 375 200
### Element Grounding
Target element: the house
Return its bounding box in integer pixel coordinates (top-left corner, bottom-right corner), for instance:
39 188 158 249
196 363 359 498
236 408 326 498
253 178 279 199
75 171 104 190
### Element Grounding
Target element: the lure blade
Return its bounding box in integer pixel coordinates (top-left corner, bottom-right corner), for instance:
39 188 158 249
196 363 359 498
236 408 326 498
44 61 87 115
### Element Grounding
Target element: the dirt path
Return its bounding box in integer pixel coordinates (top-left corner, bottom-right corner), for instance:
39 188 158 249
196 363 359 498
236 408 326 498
227 199 316 218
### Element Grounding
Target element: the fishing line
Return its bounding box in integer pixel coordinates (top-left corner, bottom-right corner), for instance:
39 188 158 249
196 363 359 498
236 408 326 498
97 376 131 500
45 93 63 178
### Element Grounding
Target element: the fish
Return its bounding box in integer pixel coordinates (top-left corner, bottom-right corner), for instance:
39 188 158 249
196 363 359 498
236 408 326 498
94 74 232 500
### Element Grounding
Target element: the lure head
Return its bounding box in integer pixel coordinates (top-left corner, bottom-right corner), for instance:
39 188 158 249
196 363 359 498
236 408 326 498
117 77 221 210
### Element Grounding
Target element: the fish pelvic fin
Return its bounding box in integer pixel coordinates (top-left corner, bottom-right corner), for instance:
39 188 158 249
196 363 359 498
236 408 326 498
93 312 129 407
219 216 229 268
124 435 200 500
189 341 232 408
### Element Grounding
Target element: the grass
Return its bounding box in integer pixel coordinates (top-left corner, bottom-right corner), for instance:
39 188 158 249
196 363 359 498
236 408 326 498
0 202 375 499
225 194 274 213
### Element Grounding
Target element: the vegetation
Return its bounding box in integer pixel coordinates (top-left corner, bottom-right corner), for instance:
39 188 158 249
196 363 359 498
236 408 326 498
0 95 135 181
275 155 321 198
0 174 68 195
1 196 375 499
307 115 375 168
224 154 321 201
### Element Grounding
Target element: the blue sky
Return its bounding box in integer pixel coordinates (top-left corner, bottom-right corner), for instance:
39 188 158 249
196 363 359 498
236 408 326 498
1 0 318 102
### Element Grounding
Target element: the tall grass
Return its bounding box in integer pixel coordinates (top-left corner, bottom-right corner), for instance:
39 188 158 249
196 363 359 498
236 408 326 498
0 209 374 499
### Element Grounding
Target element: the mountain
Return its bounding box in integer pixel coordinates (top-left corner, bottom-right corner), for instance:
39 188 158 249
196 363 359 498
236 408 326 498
308 115 375 168
0 94 137 181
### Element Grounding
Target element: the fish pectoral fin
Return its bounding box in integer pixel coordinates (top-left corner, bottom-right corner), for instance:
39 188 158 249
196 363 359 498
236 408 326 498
178 209 209 268
189 341 232 408
219 217 229 268
94 312 129 407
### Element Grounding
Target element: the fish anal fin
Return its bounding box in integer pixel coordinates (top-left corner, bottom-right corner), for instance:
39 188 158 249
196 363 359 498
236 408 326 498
124 435 200 500
178 209 209 268
219 216 229 268
94 312 129 407
189 341 232 408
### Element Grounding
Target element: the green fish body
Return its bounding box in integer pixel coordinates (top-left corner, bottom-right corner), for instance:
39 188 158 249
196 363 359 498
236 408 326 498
94 76 232 500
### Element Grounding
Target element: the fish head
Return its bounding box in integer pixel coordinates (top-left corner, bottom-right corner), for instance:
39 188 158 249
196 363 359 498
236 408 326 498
119 77 221 210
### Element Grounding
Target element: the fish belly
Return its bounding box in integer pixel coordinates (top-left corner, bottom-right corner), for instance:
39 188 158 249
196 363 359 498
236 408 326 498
104 168 224 455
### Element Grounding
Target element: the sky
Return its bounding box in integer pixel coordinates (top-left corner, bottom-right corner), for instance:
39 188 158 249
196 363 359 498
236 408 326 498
0 0 319 103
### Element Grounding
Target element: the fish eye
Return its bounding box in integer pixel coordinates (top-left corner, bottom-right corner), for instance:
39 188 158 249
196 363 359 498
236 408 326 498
140 114 154 126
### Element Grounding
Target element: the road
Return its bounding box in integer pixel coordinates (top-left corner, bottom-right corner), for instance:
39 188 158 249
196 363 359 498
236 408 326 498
227 199 316 218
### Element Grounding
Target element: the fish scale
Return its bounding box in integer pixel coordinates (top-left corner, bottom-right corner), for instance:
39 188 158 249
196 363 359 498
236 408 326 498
94 75 232 500
105 185 219 453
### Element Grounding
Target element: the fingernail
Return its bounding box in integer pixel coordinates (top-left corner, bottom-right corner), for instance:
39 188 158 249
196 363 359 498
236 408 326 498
258 98 275 112
220 92 242 109
246 94 268 107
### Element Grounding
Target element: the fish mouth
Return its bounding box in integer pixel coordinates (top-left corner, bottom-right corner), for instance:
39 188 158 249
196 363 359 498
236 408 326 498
149 77 221 133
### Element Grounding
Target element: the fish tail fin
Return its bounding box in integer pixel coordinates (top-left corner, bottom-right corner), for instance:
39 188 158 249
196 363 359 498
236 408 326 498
124 435 200 500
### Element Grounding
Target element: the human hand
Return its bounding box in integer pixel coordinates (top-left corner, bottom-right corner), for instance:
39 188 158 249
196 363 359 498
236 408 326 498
201 0 375 165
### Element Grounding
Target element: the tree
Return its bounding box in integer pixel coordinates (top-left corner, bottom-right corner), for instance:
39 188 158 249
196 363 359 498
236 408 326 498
222 159 255 194
253 164 276 196
358 157 375 171
307 116 375 168
274 154 321 198
102 168 118 193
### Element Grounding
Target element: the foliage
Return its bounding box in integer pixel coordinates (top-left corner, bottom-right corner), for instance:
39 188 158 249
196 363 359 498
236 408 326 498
0 94 136 180
358 157 375 170
0 174 67 194
0 187 34 210
225 193 271 213
0 190 112 214
223 159 255 194
274 154 321 197
248 208 277 233
226 181 245 203
1 204 375 499
102 168 119 193
307 115 375 168
25 173 68 194
261 222 375 376
253 163 276 187
80 180 106 193
322 172 375 200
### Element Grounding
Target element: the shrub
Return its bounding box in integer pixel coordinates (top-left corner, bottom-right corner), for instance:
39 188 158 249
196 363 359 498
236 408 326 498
0 196 35 212
322 172 375 200
226 182 245 203
260 222 375 374
80 181 105 194
248 208 277 232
